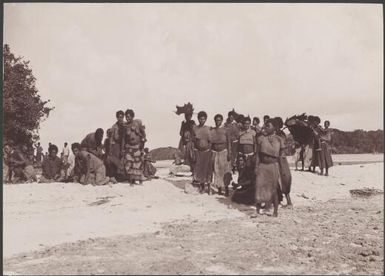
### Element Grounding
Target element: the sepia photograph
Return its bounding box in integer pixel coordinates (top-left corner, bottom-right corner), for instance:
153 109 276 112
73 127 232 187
2 2 383 275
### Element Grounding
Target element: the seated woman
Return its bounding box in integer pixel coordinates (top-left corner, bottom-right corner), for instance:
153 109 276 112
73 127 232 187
4 144 37 183
231 155 255 205
143 148 157 179
72 143 112 186
40 144 63 183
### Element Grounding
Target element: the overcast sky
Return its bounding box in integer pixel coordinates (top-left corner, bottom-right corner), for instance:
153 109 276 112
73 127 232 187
4 3 383 150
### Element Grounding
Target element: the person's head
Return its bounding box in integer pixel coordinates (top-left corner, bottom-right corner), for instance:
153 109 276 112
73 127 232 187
237 155 246 169
263 115 270 124
253 117 260 126
116 110 125 124
184 112 193 121
106 128 112 138
265 118 279 135
125 109 135 123
144 147 149 153
243 116 251 130
228 111 235 122
275 117 284 130
48 144 58 158
197 111 207 126
71 143 81 156
37 142 40 146
64 142 68 147
3 144 12 154
214 114 223 127
95 128 104 146
324 120 330 129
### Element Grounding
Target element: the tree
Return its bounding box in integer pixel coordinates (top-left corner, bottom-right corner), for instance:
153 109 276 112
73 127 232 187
3 44 54 147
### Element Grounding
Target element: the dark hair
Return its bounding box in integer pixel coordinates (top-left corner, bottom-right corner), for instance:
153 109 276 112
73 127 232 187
144 147 149 153
214 114 223 120
116 110 124 118
48 144 58 154
263 115 270 121
95 128 104 146
325 120 330 125
236 114 245 123
243 116 251 124
274 117 284 129
71 143 81 151
125 109 135 118
228 111 235 117
267 118 280 129
253 117 260 124
64 142 68 146
198 111 207 119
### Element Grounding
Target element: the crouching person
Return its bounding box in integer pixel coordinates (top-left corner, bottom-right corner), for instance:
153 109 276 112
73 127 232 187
72 143 110 186
40 144 63 183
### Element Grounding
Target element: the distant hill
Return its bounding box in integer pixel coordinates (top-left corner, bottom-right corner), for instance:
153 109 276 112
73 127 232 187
151 129 383 160
150 147 180 161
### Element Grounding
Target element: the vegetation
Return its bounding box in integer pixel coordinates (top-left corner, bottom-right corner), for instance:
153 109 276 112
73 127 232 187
3 44 54 147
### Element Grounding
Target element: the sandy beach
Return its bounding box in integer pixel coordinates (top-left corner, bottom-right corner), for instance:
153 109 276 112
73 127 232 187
3 154 384 275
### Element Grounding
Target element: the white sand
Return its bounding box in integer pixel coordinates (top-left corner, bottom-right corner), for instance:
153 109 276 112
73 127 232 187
3 158 383 259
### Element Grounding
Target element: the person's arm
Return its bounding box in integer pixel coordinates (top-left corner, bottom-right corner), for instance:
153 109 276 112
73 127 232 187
10 151 26 166
179 121 185 137
54 159 62 180
226 131 231 161
253 134 257 154
254 137 260 167
81 154 91 184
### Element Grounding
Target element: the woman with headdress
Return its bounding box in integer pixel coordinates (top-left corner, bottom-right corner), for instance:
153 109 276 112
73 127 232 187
123 109 147 185
252 118 284 217
210 114 232 196
274 117 293 207
176 103 196 176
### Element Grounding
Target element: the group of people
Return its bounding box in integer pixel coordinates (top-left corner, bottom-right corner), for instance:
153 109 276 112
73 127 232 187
177 104 333 217
3 109 157 185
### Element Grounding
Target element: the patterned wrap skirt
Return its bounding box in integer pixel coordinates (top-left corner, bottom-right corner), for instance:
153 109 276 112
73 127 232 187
124 145 144 181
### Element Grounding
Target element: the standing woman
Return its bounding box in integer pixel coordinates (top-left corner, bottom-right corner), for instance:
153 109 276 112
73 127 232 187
253 118 283 217
123 109 147 185
210 114 232 196
178 109 196 175
224 111 240 173
193 111 212 194
107 110 126 180
309 116 322 173
238 116 256 172
274 117 293 207
319 120 333 176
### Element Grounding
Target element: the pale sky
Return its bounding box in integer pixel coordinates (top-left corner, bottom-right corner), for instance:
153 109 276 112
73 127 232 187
4 3 383 150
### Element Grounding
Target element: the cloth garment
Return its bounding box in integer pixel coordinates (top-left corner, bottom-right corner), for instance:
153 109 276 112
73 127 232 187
211 149 232 189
